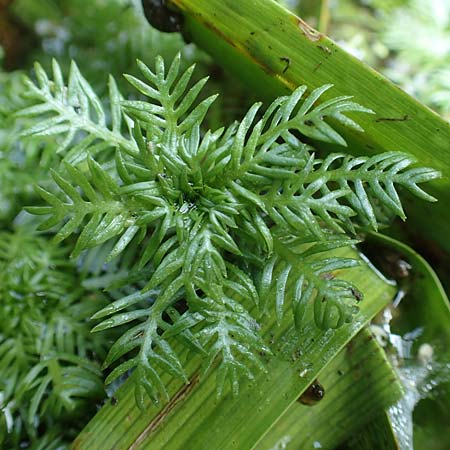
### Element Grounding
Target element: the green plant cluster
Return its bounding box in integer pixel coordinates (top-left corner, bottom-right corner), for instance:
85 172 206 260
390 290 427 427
0 227 111 448
0 0 443 447
0 1 196 447
17 53 439 407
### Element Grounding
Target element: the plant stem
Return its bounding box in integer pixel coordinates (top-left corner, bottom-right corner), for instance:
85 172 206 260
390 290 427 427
318 0 330 34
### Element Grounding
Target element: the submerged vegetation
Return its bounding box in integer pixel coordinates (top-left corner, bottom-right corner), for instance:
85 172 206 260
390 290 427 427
20 54 438 404
0 0 448 448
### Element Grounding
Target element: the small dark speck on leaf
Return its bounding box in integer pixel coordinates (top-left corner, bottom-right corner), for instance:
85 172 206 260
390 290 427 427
375 115 409 123
317 44 332 55
313 62 323 72
350 287 363 302
304 120 314 126
280 57 291 73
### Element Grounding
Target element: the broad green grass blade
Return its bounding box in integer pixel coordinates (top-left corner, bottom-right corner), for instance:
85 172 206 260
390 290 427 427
258 233 449 450
168 0 450 252
72 247 395 450
347 412 400 450
255 326 404 450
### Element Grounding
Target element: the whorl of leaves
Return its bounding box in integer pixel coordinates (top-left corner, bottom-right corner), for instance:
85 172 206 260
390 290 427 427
20 54 440 404
0 228 109 446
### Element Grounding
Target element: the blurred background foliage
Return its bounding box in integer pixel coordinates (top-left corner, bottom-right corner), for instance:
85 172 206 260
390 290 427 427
0 0 448 447
279 0 450 120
